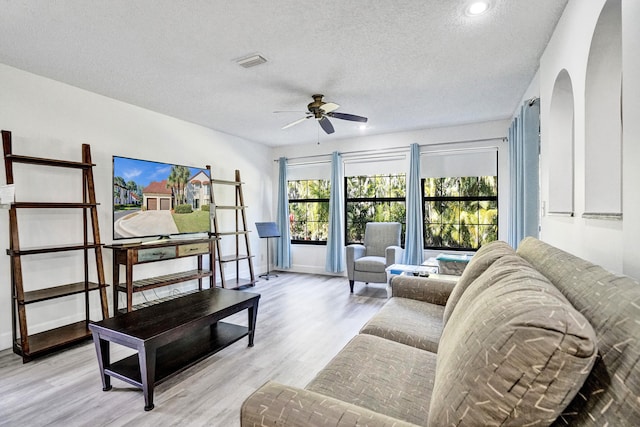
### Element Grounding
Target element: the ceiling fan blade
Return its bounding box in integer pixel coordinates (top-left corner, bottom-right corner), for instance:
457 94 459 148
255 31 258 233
319 102 339 114
319 117 335 134
282 116 310 130
327 112 368 123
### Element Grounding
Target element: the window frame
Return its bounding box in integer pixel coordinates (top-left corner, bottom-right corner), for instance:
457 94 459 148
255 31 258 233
343 173 407 246
422 176 498 251
287 179 330 245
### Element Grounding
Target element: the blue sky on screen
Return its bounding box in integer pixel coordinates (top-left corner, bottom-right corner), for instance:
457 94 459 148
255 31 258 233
113 156 210 187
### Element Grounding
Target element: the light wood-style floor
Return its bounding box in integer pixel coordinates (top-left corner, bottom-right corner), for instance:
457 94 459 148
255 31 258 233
0 272 388 427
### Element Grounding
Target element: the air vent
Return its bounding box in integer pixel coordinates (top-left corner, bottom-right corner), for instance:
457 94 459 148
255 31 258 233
236 54 267 68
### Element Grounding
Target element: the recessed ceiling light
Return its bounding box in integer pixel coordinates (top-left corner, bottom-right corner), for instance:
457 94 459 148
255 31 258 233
466 1 490 16
359 124 368 131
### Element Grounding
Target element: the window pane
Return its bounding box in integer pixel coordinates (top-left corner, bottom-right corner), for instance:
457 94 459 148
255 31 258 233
459 177 479 196
390 175 406 197
309 180 330 199
425 224 442 247
459 225 479 248
422 175 498 250
440 201 459 224
346 176 360 198
440 224 460 248
424 178 438 197
479 225 498 246
442 177 460 197
479 200 498 224
288 179 330 243
345 174 406 244
461 201 479 225
479 176 497 196
425 201 442 224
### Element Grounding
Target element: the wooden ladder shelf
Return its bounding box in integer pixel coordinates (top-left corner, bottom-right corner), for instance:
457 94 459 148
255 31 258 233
2 130 109 362
211 169 256 289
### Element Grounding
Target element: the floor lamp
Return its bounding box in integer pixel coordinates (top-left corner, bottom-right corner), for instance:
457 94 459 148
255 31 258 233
255 222 280 280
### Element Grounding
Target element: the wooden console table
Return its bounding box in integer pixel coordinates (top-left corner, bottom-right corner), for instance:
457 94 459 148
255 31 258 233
88 287 260 411
106 237 217 314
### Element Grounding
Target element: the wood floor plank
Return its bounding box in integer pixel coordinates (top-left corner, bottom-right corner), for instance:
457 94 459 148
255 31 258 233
0 272 388 426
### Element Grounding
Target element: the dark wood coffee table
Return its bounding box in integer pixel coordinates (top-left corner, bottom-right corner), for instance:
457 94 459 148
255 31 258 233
88 287 260 411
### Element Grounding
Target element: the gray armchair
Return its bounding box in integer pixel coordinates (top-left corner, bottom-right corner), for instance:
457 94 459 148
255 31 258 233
346 222 404 293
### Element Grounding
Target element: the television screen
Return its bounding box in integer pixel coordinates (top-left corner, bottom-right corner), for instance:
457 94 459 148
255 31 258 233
112 156 212 240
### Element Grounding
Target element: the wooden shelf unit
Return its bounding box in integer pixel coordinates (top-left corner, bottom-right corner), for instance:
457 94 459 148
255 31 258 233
211 169 256 289
2 130 109 363
106 237 217 314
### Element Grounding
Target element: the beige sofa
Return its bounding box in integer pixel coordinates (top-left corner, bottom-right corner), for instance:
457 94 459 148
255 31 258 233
241 238 640 426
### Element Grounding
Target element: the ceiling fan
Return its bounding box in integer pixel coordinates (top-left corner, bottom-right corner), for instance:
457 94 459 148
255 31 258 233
279 94 368 134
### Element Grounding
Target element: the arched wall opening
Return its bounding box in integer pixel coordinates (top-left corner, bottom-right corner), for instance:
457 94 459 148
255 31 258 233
548 69 575 215
584 0 622 217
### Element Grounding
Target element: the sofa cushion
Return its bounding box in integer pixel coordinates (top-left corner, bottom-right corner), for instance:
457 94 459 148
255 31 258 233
517 236 640 426
307 334 436 426
428 263 598 426
447 254 563 320
442 240 515 325
360 297 445 352
355 255 387 273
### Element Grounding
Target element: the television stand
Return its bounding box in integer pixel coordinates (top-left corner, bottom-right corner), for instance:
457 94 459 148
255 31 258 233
106 236 217 314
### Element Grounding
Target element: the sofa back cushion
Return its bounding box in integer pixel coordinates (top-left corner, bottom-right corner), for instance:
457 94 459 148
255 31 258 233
428 262 597 426
517 237 640 426
442 240 515 325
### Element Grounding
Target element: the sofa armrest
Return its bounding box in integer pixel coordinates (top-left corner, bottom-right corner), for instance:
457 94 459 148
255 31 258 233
385 245 404 265
241 381 419 427
390 275 457 305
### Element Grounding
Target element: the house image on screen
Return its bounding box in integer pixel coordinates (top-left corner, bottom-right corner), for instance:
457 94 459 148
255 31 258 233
186 170 210 210
143 179 173 210
113 182 141 206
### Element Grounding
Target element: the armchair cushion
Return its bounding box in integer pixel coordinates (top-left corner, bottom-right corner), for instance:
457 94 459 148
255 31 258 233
355 256 387 273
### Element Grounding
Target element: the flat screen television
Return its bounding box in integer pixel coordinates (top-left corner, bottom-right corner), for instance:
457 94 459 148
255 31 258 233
112 156 212 241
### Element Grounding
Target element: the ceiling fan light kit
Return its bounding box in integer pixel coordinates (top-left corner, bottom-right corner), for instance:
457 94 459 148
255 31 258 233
279 94 368 135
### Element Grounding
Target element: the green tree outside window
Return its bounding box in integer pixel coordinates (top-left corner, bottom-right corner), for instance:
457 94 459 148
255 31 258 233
424 176 497 250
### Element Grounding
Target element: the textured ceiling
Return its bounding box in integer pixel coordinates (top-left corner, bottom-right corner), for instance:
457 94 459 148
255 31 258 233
0 1 567 146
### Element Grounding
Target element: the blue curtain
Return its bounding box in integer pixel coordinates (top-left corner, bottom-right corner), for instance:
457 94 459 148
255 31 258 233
276 157 291 268
403 143 424 265
325 152 345 272
508 99 540 248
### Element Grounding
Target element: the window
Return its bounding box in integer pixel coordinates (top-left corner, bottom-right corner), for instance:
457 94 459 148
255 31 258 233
423 176 497 250
288 179 330 243
345 174 406 244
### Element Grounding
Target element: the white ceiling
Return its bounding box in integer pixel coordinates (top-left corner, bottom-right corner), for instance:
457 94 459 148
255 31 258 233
0 1 567 147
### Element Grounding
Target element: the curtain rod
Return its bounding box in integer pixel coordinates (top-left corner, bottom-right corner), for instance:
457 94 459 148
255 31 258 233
273 136 505 163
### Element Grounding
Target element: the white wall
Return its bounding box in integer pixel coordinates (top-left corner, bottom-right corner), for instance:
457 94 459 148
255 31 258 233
622 0 640 278
271 120 509 275
0 63 273 351
538 0 638 277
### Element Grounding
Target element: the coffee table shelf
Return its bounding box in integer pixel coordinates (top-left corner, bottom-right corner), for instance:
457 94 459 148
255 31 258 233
106 322 248 386
89 287 259 411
